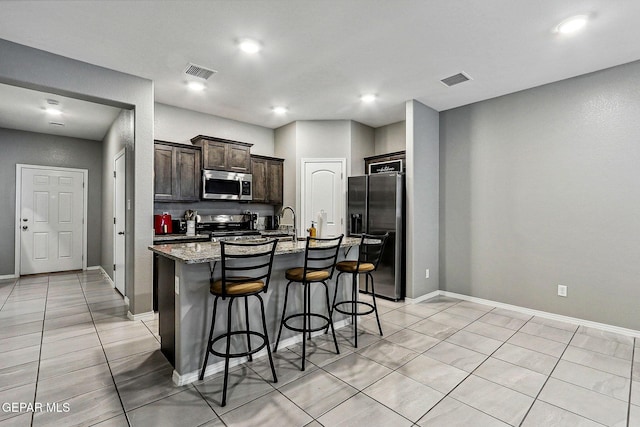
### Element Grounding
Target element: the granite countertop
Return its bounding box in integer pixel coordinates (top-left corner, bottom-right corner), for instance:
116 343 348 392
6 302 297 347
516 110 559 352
149 236 360 264
152 233 210 243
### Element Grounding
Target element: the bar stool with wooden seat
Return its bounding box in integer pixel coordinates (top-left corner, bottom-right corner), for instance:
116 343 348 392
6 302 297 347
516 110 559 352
329 233 389 348
274 234 344 371
199 239 278 407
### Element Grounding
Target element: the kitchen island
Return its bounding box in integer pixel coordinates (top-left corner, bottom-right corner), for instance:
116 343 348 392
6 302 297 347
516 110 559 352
149 237 359 385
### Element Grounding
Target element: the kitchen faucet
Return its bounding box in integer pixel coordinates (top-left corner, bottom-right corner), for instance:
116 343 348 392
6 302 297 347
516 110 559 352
279 206 297 239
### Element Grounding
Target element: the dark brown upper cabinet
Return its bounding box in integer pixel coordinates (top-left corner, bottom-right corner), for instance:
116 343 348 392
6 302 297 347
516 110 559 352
191 135 252 173
364 150 406 174
154 140 201 202
251 155 284 205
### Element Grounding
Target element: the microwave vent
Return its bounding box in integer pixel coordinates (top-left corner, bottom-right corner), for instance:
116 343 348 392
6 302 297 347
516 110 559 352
441 72 471 87
184 63 217 80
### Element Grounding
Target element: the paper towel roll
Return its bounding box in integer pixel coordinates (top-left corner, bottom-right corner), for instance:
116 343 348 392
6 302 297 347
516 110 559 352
317 210 327 238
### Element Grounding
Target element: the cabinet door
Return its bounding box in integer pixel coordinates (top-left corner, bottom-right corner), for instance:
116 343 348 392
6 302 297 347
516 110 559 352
154 144 174 200
267 160 283 205
174 147 201 201
228 144 251 172
202 140 227 170
251 157 268 203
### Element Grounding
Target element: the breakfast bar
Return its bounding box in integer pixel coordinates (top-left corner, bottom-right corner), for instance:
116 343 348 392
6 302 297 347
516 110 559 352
149 237 359 385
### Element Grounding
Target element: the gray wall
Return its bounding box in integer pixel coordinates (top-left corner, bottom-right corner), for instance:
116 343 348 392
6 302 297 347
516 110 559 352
101 110 132 282
274 122 297 210
349 121 375 176
440 60 640 329
406 101 439 298
375 120 406 154
0 39 154 315
0 128 103 275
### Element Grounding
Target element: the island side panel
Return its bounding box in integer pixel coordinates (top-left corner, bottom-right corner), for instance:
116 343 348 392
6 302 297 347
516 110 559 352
157 255 176 365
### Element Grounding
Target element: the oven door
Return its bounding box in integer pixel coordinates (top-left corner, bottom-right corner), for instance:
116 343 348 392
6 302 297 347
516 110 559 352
202 170 252 200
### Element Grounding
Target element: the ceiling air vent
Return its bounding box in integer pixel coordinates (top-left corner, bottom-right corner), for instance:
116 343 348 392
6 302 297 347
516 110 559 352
184 63 217 80
441 72 471 87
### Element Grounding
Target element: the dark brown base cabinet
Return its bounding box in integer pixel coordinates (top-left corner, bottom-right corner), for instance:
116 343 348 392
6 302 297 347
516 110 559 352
191 135 252 173
154 140 202 202
251 155 284 205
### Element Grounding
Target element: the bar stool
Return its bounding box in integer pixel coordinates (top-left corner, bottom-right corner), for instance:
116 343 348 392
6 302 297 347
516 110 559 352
329 233 389 348
274 235 344 371
199 239 278 407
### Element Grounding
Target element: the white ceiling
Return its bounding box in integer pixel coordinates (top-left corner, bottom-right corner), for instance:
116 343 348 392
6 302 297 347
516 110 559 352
1 0 639 131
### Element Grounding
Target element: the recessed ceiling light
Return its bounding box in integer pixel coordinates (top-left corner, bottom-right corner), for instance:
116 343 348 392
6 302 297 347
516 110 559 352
360 94 377 103
272 106 288 114
187 81 206 91
239 38 261 54
45 107 62 116
556 15 589 34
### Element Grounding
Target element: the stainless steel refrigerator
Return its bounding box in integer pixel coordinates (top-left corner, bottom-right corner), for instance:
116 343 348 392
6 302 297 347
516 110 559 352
347 173 405 300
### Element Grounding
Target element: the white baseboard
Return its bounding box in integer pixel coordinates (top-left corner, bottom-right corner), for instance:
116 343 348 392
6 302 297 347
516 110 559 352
86 265 101 271
127 310 155 321
405 290 440 304
172 318 351 386
124 296 130 307
438 290 640 339
0 274 18 280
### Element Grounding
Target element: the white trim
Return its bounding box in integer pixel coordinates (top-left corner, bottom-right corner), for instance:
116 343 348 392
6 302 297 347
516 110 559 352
0 274 18 280
127 310 155 321
123 296 130 306
300 158 347 238
15 164 89 276
432 290 640 339
172 318 351 386
113 149 126 297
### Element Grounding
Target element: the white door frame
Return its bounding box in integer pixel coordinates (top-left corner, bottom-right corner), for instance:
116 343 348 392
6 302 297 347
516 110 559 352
113 149 126 296
300 158 346 238
15 164 89 277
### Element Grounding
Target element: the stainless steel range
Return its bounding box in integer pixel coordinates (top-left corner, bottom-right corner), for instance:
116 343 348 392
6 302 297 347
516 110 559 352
197 214 260 242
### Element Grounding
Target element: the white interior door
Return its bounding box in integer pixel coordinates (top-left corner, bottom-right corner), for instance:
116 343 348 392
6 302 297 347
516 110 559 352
114 151 126 295
302 159 345 238
19 166 85 275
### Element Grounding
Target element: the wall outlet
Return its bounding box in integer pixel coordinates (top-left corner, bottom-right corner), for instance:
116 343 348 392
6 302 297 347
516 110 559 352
557 285 567 297
425 269 430 279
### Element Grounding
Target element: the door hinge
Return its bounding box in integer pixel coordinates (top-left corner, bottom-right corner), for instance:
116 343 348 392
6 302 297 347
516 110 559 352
113 171 116 178
113 217 116 225
83 182 85 188
113 264 116 271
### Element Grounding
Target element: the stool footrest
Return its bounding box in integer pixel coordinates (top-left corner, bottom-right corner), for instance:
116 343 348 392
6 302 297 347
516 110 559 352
208 331 268 359
334 300 375 316
282 313 332 333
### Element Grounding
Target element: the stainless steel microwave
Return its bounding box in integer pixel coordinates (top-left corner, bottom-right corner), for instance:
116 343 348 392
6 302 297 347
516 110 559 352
202 170 252 201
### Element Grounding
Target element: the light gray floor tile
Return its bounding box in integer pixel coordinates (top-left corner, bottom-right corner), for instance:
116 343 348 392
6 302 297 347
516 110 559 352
631 380 640 406
570 333 633 360
0 320 42 340
103 334 160 361
40 331 101 360
428 311 474 329
323 352 393 390
220 390 312 427
0 345 40 371
489 307 533 321
397 354 468 394
364 371 443 422
480 312 529 330
117 365 189 411
286 333 353 368
463 320 515 341
90 414 130 427
109 349 172 385
562 346 632 377
425 341 487 372
127 388 217 427
419 296 461 311
450 375 534 425
43 311 93 330
36 362 114 403
577 326 634 345
521 400 606 427
446 329 503 355
195 365 275 414
474 357 547 397
393 303 440 319
32 384 123 427
279 369 358 418
408 318 459 340
380 309 423 327
416 396 509 427
356 338 419 369
493 343 558 375
630 405 640 427
1 312 44 328
520 321 575 343
41 321 95 343
251 348 317 388
0 412 32 427
44 304 90 320
385 328 440 353
359 316 403 337
528 316 579 332
444 305 487 320
38 345 107 380
635 362 640 381
508 331 567 357
455 300 494 312
0 361 38 392
0 332 41 353
538 378 627 426
98 322 155 344
551 360 630 401
317 392 413 427
0 383 36 422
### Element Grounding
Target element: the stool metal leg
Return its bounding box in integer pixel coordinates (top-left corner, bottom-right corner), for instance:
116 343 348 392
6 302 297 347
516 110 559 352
275 281 293 352
200 295 220 381
257 294 277 383
368 274 383 336
352 272 358 348
221 297 235 407
323 280 340 354
245 296 252 362
301 282 309 371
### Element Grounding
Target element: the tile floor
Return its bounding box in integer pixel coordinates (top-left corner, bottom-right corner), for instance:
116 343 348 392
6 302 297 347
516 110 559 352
0 271 639 426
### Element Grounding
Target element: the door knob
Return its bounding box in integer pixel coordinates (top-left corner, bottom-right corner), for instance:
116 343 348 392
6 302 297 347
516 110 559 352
22 226 28 230
118 231 125 235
